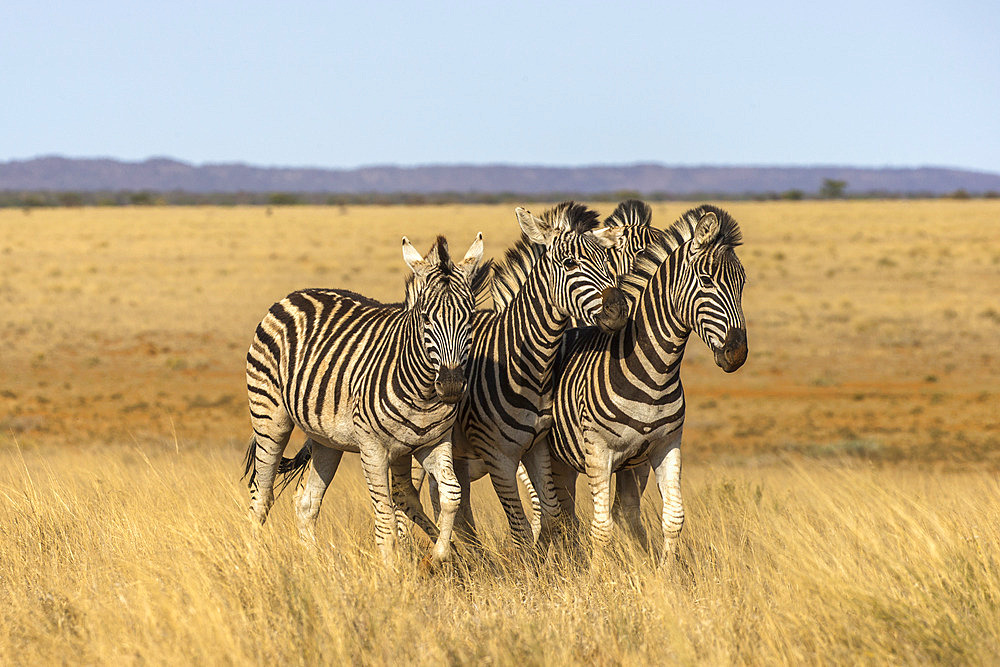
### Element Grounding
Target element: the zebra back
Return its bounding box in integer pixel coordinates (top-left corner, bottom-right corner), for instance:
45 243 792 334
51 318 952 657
246 234 487 450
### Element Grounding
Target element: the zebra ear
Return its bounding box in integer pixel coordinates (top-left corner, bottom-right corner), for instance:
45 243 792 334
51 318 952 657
516 207 557 246
591 226 624 249
691 212 720 253
401 236 431 276
456 232 484 274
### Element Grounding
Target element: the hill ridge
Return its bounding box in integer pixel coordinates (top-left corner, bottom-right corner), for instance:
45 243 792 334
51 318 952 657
2 156 999 195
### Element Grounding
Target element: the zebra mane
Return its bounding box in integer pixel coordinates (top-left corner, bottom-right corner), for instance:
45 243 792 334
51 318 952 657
617 204 743 308
489 233 544 311
550 200 603 234
617 233 672 307
491 201 601 310
604 199 653 228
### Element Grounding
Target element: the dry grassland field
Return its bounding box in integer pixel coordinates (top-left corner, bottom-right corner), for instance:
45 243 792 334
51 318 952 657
1 201 999 663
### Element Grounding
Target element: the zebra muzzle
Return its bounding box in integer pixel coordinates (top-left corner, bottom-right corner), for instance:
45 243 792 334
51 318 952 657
713 327 748 373
435 365 466 404
595 286 628 334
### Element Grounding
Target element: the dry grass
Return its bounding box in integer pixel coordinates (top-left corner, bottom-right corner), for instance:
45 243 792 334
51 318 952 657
2 443 998 664
1 201 999 663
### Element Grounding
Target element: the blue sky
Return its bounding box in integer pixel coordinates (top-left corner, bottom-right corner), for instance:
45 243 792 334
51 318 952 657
3 1 999 172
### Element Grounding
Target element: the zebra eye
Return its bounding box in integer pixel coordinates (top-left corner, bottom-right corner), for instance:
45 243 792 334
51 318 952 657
421 312 432 325
562 257 579 271
699 275 715 289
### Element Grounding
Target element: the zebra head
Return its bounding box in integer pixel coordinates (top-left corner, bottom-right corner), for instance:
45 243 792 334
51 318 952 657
402 233 485 403
673 207 748 373
515 203 628 334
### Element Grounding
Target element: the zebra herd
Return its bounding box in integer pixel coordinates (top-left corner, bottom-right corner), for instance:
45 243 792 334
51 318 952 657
242 200 748 567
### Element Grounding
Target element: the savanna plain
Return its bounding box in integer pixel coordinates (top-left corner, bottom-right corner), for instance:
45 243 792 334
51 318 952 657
1 201 999 664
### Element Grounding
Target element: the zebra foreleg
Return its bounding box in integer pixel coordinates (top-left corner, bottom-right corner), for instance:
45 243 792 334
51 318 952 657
426 470 441 519
649 434 684 567
484 454 535 552
516 463 541 542
585 447 616 551
358 444 397 564
389 458 440 544
292 442 343 544
415 441 461 564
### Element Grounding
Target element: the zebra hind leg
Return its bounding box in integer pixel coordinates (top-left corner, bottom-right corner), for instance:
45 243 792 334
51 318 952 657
550 456 581 537
245 410 294 526
396 458 429 538
613 467 651 553
291 441 343 544
520 443 565 554
450 458 481 552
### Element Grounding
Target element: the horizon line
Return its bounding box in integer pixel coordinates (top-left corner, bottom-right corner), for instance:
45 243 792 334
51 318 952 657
4 154 999 176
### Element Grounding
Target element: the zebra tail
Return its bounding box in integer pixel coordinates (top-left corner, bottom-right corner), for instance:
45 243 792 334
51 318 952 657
274 444 312 497
241 435 258 487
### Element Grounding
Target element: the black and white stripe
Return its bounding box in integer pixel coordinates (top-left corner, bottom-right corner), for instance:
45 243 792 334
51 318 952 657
448 202 628 551
242 233 487 564
547 203 748 562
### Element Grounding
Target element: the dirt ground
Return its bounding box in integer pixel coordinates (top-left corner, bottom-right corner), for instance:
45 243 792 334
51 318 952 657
1 201 998 467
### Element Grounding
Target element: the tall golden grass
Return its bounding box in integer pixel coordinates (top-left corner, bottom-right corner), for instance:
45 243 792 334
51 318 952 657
2 442 998 664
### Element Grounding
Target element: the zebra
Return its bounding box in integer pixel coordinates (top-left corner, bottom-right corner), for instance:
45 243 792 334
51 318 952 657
427 200 667 542
242 233 488 565
546 202 748 564
446 202 629 552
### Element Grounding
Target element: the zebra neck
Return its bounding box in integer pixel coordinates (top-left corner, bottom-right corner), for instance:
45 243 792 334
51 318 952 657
495 266 567 392
616 257 690 389
395 311 438 402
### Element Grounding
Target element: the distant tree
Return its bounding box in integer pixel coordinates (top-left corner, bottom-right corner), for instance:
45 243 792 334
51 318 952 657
819 178 847 199
268 192 301 205
58 192 84 207
949 188 970 199
781 189 804 200
612 189 642 201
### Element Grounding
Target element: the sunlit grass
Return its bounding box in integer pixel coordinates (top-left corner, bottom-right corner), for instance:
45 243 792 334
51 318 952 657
2 443 998 664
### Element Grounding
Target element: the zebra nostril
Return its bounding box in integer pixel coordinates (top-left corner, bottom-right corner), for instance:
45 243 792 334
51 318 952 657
596 286 627 333
435 365 465 393
713 327 748 372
